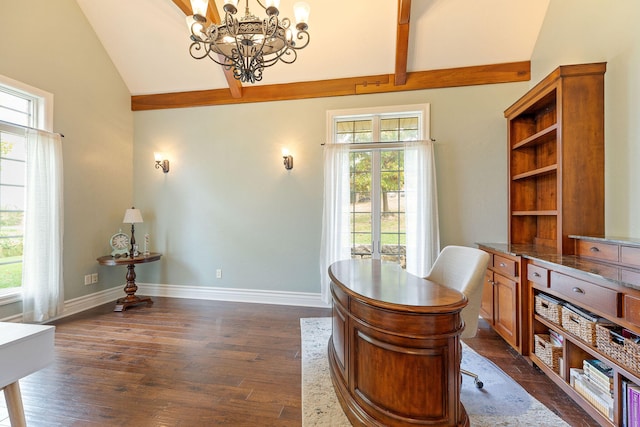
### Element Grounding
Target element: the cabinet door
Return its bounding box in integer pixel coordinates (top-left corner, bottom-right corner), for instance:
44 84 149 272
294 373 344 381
494 273 518 347
479 270 494 323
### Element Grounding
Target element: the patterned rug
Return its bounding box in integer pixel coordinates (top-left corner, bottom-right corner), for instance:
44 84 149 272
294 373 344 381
301 317 568 427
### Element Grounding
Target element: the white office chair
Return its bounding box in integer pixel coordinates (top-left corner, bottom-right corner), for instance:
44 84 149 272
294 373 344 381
425 245 490 388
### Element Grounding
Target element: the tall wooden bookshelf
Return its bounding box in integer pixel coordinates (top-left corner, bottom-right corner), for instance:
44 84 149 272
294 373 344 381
504 63 606 254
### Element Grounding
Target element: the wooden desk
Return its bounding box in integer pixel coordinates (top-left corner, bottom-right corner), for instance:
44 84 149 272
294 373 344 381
97 252 162 312
328 259 469 426
0 322 55 427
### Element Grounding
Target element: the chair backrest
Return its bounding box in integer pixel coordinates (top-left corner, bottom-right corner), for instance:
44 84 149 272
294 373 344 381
424 245 490 339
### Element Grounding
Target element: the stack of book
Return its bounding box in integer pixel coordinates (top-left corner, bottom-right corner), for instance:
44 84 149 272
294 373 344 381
622 380 640 426
583 359 614 396
569 359 614 421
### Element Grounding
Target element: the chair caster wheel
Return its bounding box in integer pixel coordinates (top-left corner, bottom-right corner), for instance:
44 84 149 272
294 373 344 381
475 380 483 389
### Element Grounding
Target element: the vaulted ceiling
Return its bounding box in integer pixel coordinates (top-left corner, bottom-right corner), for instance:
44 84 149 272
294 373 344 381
75 0 550 110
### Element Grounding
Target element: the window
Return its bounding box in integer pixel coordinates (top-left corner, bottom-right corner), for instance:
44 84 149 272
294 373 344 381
0 75 52 304
320 104 439 303
333 109 422 267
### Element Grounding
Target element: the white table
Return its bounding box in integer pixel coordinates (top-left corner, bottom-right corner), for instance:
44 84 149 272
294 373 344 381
0 322 55 427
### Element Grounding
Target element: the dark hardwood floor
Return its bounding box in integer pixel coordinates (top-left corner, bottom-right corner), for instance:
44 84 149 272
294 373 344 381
1 297 598 426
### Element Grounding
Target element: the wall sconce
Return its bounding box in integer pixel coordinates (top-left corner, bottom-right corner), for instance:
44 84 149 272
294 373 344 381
282 149 293 170
154 152 169 173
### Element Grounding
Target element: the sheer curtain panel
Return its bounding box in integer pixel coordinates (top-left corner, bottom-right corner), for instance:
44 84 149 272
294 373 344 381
22 129 64 322
319 143 351 304
404 141 440 277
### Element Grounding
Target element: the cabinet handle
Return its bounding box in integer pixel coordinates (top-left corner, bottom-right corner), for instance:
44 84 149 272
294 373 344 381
572 287 585 294
533 272 541 277
499 262 506 267
589 246 600 252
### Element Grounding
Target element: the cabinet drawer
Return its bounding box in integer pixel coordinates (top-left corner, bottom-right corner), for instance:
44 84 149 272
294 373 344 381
581 262 619 280
576 240 619 263
621 268 640 287
494 255 517 277
621 246 640 268
549 272 621 318
528 264 549 287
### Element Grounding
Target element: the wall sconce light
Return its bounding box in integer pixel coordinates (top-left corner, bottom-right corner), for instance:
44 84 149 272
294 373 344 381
282 149 293 170
154 152 170 173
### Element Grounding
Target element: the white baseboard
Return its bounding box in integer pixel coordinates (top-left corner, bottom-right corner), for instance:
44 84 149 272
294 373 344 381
137 283 330 308
1 284 329 323
0 286 123 323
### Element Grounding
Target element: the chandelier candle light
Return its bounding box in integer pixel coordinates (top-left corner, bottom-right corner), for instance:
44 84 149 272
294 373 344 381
187 0 310 83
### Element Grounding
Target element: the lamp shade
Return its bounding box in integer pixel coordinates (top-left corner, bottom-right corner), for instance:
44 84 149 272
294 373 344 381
123 208 143 224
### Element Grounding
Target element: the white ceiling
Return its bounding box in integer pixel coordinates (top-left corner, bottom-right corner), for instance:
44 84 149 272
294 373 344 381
75 0 550 96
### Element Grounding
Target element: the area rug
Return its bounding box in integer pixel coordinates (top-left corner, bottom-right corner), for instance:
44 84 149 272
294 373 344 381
301 317 568 427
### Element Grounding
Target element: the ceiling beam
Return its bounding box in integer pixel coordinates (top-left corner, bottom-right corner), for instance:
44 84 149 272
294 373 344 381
131 61 530 111
171 0 243 99
395 0 411 86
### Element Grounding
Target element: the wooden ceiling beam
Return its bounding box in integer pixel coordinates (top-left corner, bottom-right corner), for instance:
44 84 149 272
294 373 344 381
171 0 243 99
395 0 411 86
131 61 530 111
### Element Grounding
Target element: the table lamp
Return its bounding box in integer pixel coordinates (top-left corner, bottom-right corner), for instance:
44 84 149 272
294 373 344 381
123 207 143 258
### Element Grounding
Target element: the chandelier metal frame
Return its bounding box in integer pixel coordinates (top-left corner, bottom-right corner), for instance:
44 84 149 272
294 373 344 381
188 0 310 83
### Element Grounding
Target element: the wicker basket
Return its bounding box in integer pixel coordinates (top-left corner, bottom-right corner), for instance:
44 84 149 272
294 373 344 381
534 334 563 373
535 294 562 324
595 324 640 375
561 306 597 345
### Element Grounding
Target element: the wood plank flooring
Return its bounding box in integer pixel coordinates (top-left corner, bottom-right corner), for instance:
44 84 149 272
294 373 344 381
0 297 598 426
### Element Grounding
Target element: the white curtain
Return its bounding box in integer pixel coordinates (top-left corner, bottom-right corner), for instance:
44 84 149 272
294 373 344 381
22 128 64 322
319 143 351 304
404 141 440 277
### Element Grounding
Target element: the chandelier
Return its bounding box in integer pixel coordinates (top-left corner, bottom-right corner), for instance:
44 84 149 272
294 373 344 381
187 0 311 83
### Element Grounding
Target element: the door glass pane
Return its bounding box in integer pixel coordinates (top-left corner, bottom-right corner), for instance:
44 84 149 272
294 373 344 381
350 151 372 259
379 149 405 267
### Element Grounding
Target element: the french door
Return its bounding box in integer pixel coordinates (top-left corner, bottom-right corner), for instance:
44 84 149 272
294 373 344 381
350 147 405 266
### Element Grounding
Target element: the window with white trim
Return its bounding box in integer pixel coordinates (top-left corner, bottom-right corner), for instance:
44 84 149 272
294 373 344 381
0 76 50 302
329 105 427 268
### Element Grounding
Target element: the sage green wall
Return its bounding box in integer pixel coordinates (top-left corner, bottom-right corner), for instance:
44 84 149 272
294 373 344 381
6 0 637 307
530 0 640 237
133 83 526 293
0 0 133 319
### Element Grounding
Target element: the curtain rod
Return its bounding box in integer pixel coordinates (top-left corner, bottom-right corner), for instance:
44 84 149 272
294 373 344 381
320 138 436 146
0 119 64 138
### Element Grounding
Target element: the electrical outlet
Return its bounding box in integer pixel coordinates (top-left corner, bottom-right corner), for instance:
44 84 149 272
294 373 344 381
216 269 222 279
91 273 99 284
84 274 92 286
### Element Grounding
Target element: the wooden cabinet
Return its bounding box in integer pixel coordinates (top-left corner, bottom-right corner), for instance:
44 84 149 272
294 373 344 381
477 245 525 353
494 272 518 345
504 63 606 254
479 270 494 321
526 237 640 426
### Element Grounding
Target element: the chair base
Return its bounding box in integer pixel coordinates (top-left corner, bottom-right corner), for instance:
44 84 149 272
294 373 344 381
461 368 483 389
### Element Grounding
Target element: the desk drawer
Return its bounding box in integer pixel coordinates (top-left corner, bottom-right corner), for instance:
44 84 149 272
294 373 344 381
528 264 549 287
494 255 517 277
576 240 619 263
549 272 621 318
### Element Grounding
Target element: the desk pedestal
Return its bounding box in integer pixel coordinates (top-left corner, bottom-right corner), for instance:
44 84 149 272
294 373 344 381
328 260 468 426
